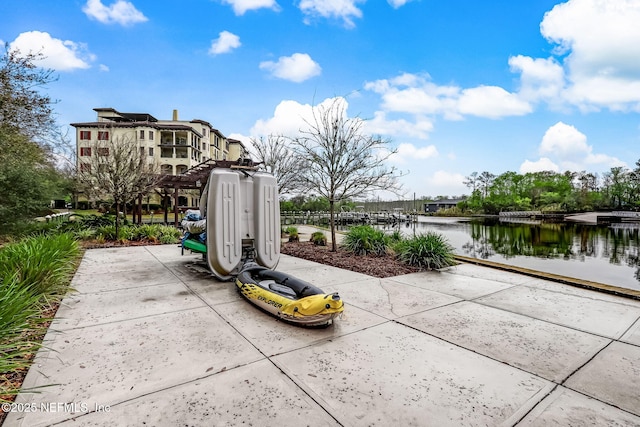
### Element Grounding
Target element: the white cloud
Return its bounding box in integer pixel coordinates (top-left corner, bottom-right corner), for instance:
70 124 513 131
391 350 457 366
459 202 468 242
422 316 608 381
365 73 459 118
83 0 147 25
521 122 626 174
365 111 434 139
539 122 589 159
298 0 364 28
387 0 414 8
565 77 640 112
209 31 241 55
458 86 532 119
509 55 565 105
538 0 640 111
365 73 530 120
387 0 403 6
424 171 468 197
251 99 322 137
99 64 109 72
221 0 279 15
388 143 438 164
251 96 433 142
519 157 560 174
9 31 93 71
251 97 365 140
259 53 321 83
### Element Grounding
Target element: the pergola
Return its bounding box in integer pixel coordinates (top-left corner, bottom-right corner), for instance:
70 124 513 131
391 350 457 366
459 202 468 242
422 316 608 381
146 159 258 226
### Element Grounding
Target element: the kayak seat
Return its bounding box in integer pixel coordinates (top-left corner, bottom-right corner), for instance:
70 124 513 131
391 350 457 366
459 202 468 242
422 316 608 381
254 269 323 298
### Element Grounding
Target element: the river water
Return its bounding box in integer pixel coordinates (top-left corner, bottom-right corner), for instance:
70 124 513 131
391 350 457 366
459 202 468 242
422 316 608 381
376 216 640 291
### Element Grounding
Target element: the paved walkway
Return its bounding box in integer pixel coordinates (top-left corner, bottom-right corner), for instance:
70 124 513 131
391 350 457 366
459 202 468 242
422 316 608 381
4 240 640 426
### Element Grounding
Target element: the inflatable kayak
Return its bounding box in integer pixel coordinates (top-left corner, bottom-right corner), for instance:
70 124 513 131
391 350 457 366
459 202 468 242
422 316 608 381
235 263 344 327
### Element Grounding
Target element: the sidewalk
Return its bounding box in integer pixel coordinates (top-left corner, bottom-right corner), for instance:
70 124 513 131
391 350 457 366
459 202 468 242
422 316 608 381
4 243 640 426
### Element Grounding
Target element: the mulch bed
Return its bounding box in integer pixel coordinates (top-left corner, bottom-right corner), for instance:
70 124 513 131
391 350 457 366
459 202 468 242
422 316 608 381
280 241 421 278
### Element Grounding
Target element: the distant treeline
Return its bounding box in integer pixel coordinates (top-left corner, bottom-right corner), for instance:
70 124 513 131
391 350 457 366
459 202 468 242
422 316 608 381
459 165 640 214
280 163 640 214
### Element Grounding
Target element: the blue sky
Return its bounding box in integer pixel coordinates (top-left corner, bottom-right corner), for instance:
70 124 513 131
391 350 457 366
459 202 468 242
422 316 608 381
2 0 640 199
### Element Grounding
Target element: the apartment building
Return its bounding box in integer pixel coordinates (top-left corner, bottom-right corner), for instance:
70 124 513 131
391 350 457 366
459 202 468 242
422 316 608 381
71 107 243 207
72 107 235 173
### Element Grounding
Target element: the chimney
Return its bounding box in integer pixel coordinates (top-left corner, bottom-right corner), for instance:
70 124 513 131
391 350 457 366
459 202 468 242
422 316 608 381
172 109 179 121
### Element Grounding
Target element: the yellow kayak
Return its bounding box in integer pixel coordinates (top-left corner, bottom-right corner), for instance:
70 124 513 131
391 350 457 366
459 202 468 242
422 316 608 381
235 263 344 327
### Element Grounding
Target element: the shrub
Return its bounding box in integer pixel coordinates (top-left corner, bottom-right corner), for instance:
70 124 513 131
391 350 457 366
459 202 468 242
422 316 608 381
136 224 160 242
288 229 299 242
158 225 181 244
120 225 139 242
342 225 389 256
284 226 298 235
76 213 115 228
388 230 403 244
95 225 118 241
394 232 456 269
73 228 96 241
310 231 327 246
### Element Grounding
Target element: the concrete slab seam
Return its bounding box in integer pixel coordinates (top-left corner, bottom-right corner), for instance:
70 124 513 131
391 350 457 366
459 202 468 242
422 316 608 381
176 275 350 426
471 297 634 342
44 359 271 427
511 384 560 426
392 317 568 382
268 358 345 426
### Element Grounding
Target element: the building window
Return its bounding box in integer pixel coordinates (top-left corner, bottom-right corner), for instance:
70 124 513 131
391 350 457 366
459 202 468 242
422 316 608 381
80 147 92 156
98 164 109 173
98 131 109 140
149 131 154 140
148 147 154 156
80 131 91 140
140 130 145 139
80 163 91 173
97 147 109 156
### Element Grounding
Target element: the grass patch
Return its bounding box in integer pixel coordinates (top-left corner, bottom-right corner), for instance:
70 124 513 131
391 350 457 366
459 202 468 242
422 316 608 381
0 233 82 402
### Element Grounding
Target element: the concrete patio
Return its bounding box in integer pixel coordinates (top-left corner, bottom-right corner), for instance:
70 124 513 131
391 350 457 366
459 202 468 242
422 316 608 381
4 243 640 426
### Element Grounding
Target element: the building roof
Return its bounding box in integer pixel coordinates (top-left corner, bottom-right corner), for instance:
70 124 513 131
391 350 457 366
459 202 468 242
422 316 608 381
190 119 213 128
211 128 226 139
93 107 158 122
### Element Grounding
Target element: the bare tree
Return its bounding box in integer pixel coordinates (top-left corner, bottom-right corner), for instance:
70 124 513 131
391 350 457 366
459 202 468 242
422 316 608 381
76 129 161 237
293 98 403 251
249 134 302 195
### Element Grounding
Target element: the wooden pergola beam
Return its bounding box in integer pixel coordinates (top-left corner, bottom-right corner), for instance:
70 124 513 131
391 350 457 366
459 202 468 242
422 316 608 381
155 159 261 226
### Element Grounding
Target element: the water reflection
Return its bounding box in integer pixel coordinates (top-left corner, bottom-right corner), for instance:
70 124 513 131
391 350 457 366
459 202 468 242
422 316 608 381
375 217 640 290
